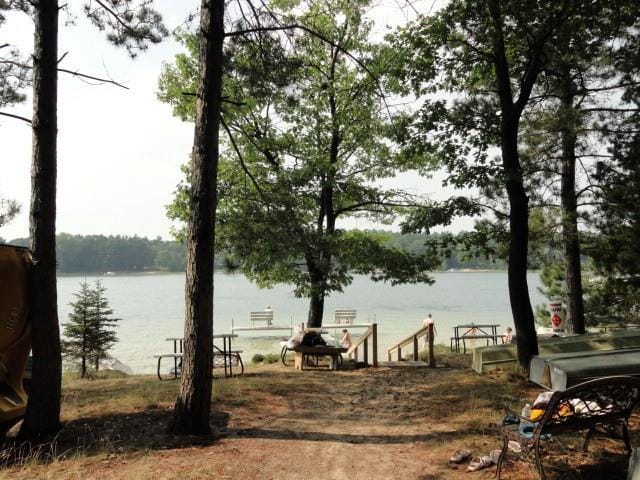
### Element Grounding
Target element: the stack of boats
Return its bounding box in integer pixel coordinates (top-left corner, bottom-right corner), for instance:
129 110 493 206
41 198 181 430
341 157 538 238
472 329 640 390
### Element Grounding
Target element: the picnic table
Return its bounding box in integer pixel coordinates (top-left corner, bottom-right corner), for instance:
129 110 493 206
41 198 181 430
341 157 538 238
451 323 501 354
154 333 241 380
293 345 348 371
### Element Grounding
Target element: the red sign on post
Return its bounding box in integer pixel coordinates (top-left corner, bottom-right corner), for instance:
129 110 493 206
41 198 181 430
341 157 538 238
549 300 563 332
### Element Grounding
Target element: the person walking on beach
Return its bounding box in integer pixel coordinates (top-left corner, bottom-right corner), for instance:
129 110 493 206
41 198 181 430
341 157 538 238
422 313 436 348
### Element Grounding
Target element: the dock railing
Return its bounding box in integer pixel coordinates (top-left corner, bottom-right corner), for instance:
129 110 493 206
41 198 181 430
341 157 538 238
387 324 435 366
346 323 378 367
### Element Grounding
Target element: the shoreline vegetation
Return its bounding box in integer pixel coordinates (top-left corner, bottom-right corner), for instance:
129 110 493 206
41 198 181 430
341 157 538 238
55 267 512 276
2 350 633 479
2 232 511 275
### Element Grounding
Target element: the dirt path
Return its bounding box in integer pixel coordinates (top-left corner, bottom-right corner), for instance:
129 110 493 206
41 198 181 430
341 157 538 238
2 362 633 479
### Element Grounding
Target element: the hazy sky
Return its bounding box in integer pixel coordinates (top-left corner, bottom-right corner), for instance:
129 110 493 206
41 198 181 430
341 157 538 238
1 0 460 242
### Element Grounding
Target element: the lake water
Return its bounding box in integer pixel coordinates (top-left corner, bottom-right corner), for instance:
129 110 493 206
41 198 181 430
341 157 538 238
57 272 546 374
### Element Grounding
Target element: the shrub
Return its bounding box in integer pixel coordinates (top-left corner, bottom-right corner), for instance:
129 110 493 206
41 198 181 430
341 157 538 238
251 353 265 364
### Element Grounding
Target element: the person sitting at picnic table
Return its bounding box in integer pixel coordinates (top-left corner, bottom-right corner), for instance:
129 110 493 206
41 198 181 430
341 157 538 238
503 326 513 344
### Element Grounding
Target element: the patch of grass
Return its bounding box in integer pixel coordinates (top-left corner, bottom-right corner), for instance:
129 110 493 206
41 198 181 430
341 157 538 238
61 375 179 420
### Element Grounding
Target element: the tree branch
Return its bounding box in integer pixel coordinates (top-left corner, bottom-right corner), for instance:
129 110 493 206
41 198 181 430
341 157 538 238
57 68 128 89
0 111 32 124
0 59 128 89
225 23 388 108
221 116 268 202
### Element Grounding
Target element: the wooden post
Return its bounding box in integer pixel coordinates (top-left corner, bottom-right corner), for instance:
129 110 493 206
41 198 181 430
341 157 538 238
354 347 358 363
363 336 369 367
397 344 402 361
372 324 378 367
428 323 436 367
413 335 419 361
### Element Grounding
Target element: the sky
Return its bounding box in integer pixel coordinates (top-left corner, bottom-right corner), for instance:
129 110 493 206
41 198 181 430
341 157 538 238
0 0 463 242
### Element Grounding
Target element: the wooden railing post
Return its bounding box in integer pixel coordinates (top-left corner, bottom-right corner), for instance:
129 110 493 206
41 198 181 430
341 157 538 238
413 335 419 361
363 336 369 367
372 323 378 367
429 323 436 367
397 344 402 361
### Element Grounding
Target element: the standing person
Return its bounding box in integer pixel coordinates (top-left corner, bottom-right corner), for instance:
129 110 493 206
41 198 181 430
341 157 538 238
340 329 353 360
422 313 437 348
340 329 352 349
264 305 273 326
503 327 513 344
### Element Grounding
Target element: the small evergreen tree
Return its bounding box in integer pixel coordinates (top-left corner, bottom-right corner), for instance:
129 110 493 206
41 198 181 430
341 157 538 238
62 280 120 377
89 280 119 371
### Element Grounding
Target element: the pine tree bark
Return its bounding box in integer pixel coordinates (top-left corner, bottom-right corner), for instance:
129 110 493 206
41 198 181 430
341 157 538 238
503 129 539 368
19 0 62 441
559 79 585 334
168 0 224 435
488 0 539 369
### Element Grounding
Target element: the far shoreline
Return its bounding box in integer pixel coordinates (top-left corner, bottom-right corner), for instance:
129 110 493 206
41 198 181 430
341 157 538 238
56 268 524 277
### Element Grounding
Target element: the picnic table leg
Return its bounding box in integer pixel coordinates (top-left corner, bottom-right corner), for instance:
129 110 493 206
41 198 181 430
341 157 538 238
228 337 233 378
157 356 163 381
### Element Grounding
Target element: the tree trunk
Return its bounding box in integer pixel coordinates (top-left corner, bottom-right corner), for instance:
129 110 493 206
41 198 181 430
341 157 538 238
503 123 539 369
307 287 325 329
19 0 62 441
488 0 540 370
168 0 224 435
82 327 86 377
559 83 585 334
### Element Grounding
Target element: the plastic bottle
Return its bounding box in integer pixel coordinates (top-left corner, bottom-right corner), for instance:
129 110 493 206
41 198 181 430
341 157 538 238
521 403 532 423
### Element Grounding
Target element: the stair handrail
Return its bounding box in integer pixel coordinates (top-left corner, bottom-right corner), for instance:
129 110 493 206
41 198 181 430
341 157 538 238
387 324 435 365
346 323 378 367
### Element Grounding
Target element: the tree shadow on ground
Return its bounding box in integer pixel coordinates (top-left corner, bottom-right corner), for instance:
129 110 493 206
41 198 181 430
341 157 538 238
0 408 230 467
228 426 488 445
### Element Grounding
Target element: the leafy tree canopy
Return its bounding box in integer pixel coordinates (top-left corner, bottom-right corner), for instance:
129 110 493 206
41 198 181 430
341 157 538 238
159 0 439 325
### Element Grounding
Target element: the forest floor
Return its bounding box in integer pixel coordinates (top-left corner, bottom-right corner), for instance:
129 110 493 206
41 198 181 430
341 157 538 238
0 350 635 480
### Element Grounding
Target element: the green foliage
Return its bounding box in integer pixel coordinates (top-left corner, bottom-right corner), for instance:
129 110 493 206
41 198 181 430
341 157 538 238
585 121 640 324
159 0 439 320
9 234 187 273
62 280 120 377
0 197 20 228
251 353 280 364
83 0 168 58
0 2 30 109
251 353 264 364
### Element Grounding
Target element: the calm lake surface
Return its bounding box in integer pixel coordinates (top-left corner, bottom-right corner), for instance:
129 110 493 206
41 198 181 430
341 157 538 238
57 272 546 373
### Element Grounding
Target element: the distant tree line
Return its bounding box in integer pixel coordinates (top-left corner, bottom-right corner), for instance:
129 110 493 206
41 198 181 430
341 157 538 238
7 234 187 273
4 231 516 274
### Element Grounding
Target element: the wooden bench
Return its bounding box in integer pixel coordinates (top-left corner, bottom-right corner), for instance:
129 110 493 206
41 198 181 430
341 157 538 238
496 375 640 480
293 345 347 371
250 310 273 327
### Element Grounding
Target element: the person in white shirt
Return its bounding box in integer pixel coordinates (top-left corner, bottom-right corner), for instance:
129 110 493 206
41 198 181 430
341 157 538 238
422 313 436 348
